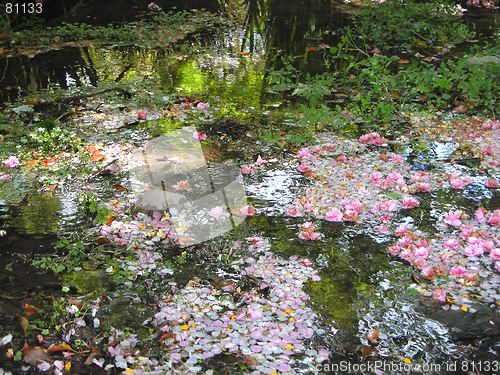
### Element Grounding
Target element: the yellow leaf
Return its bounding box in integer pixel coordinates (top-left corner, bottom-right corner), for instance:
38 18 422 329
65 362 71 371
461 305 468 312
181 324 189 331
270 371 277 375
284 344 294 349
403 358 412 364
285 309 295 313
124 369 134 374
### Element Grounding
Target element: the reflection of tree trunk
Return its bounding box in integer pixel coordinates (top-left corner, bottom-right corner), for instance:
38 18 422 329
266 0 320 57
60 0 69 21
242 0 266 52
81 47 99 86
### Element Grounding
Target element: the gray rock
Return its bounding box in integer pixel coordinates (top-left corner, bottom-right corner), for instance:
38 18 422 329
465 56 500 66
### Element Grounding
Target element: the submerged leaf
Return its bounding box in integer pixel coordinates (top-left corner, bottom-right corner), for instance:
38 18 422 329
22 343 52 365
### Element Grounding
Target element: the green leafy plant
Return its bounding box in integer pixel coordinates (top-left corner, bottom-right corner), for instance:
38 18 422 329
82 194 114 224
31 238 86 274
351 0 473 53
20 125 80 155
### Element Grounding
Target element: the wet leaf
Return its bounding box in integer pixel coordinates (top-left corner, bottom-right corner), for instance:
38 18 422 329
18 315 29 333
364 329 380 344
47 343 72 353
111 184 126 191
175 236 196 246
391 91 400 99
86 143 104 154
105 215 117 225
22 343 52 365
40 158 57 167
24 303 39 316
454 105 469 112
399 59 409 64
97 169 114 176
97 236 111 244
357 345 379 357
25 159 40 170
67 297 81 306
386 192 402 199
90 153 105 162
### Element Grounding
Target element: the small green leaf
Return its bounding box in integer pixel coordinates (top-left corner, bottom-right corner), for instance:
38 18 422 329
386 192 402 199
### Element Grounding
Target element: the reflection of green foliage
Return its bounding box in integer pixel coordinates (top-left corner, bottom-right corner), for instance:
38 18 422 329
141 118 184 135
61 269 110 296
0 175 35 204
304 236 398 325
174 56 264 115
9 194 62 235
242 0 266 52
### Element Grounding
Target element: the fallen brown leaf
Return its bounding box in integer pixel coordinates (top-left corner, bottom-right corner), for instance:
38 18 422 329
22 342 53 365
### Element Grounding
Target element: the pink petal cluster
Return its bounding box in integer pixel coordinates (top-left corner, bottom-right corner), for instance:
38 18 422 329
4 156 19 168
358 132 386 146
256 155 268 165
239 206 256 216
297 163 311 173
487 210 500 226
401 196 419 209
432 289 447 303
410 171 430 183
449 174 472 189
298 222 320 240
295 148 311 159
325 208 343 222
148 2 161 10
192 131 207 141
241 165 256 174
390 154 404 163
416 183 431 192
286 207 302 217
196 102 209 110
444 210 462 226
172 179 190 191
485 178 499 188
209 206 225 220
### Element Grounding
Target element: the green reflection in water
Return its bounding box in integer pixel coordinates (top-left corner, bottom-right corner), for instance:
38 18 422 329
8 193 62 235
61 269 112 296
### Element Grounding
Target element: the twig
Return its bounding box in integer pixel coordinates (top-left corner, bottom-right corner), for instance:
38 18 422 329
409 29 432 45
84 159 118 180
0 57 8 82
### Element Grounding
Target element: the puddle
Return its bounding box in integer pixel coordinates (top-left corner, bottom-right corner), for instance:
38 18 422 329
2 2 500 374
